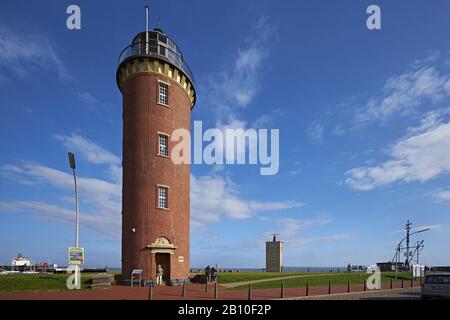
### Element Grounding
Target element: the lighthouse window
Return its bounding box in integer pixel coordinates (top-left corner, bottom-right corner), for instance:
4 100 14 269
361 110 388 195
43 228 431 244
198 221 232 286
158 134 169 157
158 186 168 209
159 45 166 57
158 34 168 44
159 83 168 105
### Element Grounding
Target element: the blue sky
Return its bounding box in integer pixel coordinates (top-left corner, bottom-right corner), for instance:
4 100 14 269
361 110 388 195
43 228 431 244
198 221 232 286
1 0 450 268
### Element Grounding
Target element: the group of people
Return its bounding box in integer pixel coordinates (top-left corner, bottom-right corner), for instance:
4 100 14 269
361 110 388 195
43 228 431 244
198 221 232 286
205 265 218 282
155 264 218 285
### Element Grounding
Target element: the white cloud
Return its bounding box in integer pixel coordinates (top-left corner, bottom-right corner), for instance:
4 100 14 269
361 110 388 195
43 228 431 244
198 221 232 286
78 92 98 106
203 16 276 123
289 169 302 176
1 134 300 237
1 167 300 237
287 233 351 247
276 216 331 237
0 24 71 80
307 53 450 142
0 134 123 238
432 189 450 202
0 201 119 237
407 107 450 134
258 215 345 248
215 118 255 163
345 110 450 190
54 134 120 166
0 163 121 238
198 17 280 165
307 120 325 143
253 214 350 247
390 224 445 234
251 109 284 128
190 174 301 228
356 66 450 123
54 134 121 184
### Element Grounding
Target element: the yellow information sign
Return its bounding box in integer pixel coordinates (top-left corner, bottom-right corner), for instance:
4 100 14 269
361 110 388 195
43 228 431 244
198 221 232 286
68 247 84 265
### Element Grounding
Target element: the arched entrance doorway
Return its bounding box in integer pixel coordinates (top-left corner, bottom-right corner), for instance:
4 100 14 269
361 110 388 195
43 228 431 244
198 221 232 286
148 236 176 283
155 252 171 282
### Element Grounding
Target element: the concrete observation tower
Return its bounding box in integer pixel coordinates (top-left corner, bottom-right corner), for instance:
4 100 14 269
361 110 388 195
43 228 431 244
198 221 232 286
266 234 283 272
116 8 196 285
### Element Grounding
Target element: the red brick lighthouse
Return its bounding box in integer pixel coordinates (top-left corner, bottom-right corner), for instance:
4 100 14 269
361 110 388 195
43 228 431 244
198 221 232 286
116 10 196 285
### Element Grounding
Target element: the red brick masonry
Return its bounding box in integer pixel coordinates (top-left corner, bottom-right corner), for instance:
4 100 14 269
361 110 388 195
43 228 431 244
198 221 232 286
121 72 191 282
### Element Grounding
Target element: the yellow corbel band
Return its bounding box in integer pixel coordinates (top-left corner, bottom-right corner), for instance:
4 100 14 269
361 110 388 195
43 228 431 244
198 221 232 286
117 57 196 109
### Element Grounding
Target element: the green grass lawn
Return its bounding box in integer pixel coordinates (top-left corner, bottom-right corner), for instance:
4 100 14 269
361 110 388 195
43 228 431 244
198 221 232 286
0 273 108 292
0 271 414 292
228 272 413 290
213 272 312 284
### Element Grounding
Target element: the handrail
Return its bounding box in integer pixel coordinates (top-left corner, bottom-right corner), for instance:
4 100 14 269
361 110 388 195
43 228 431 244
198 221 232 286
118 41 194 84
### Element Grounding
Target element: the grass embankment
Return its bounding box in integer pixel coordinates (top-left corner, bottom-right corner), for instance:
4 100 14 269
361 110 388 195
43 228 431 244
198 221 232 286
214 272 312 284
229 272 413 290
0 273 110 292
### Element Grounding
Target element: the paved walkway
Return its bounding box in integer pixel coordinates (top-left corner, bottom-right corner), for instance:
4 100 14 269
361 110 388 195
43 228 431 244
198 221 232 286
0 280 421 300
221 273 338 288
287 287 421 300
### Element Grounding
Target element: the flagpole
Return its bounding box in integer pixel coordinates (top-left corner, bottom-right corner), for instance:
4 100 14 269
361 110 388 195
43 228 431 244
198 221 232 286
145 6 149 54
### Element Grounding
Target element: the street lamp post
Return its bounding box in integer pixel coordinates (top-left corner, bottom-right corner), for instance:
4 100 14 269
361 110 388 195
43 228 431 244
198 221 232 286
67 152 80 288
68 152 79 248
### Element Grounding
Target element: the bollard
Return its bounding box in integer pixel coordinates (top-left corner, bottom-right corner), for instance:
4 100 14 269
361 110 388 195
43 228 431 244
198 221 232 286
248 284 252 300
390 279 393 289
363 280 366 291
306 282 309 296
182 281 186 297
401 279 404 288
148 284 153 300
328 280 331 294
410 278 413 287
280 282 285 299
214 281 218 299
205 279 208 293
347 280 350 293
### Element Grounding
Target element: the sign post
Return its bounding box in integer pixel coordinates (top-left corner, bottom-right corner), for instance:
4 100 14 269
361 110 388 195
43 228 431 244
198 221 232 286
68 247 84 265
67 247 84 289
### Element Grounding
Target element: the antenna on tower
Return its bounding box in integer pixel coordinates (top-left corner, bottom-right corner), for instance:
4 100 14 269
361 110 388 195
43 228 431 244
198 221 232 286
145 5 149 54
269 233 280 242
405 220 412 266
392 220 431 279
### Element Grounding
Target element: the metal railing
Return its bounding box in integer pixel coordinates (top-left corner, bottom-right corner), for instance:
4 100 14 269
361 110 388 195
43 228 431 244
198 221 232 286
118 41 194 84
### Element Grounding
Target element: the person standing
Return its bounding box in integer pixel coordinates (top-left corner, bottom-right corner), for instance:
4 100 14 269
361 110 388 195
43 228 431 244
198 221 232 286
211 266 218 282
156 264 164 285
205 265 211 282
